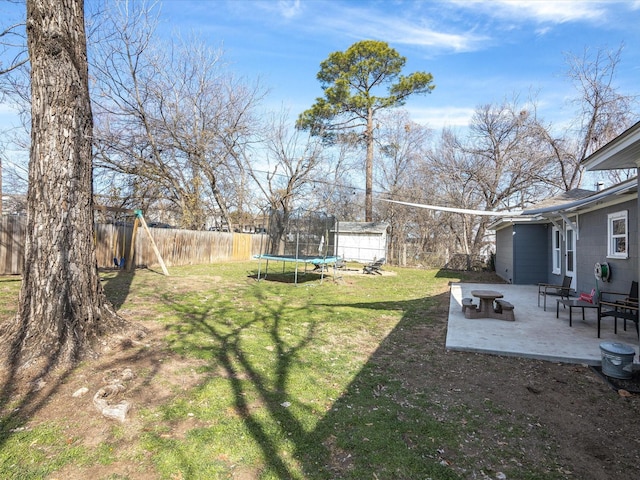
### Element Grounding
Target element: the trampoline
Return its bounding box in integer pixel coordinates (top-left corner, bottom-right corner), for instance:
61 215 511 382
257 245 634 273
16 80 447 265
254 254 342 284
254 208 341 285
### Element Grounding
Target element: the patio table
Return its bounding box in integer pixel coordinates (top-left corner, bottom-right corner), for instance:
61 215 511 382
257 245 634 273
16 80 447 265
471 290 504 315
556 298 598 326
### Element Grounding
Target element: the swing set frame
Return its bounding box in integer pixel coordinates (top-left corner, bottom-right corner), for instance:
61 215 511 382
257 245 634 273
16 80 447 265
94 205 170 276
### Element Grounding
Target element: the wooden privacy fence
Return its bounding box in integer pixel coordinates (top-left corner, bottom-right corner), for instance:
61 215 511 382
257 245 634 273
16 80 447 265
0 216 267 275
0 216 26 275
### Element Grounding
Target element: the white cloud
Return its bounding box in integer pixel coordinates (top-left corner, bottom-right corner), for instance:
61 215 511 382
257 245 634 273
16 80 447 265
312 6 488 54
407 105 476 129
535 26 551 36
0 103 14 114
226 1 491 54
277 0 301 19
237 0 302 21
0 102 20 129
355 18 486 53
453 0 609 24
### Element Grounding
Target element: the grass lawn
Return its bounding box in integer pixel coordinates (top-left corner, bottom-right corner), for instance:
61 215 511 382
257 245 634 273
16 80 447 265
1 262 639 479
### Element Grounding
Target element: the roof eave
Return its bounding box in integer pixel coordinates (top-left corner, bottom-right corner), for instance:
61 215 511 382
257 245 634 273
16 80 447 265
582 121 640 171
522 178 637 216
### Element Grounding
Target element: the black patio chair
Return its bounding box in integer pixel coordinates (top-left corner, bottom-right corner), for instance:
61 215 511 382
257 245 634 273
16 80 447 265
363 258 385 275
538 275 573 311
598 281 639 339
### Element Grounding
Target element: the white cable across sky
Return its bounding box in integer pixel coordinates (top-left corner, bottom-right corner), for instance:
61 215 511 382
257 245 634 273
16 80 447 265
379 198 523 217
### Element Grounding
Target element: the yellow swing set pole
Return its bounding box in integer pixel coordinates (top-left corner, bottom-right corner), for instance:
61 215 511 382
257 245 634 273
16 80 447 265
135 210 170 276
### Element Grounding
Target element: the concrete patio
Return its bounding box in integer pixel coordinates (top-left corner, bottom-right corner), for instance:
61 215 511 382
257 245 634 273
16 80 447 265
447 283 640 365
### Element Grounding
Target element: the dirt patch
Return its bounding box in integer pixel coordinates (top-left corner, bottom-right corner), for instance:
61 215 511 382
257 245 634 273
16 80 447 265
0 318 209 480
591 366 640 394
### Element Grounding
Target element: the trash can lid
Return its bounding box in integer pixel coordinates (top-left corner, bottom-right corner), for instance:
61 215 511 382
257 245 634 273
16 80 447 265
600 342 636 355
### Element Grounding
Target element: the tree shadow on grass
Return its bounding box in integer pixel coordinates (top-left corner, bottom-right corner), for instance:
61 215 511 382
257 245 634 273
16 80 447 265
100 267 138 311
301 292 460 479
0 337 167 478
155 287 321 478
248 273 335 284
248 267 338 285
155 282 462 479
435 268 506 284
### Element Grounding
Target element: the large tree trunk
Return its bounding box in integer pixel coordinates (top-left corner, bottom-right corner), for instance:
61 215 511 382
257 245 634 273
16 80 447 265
1 0 123 372
268 207 288 255
206 171 234 232
364 107 374 222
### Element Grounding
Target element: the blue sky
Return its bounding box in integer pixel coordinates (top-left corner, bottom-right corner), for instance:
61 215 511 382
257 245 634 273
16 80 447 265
1 0 639 133
154 0 640 131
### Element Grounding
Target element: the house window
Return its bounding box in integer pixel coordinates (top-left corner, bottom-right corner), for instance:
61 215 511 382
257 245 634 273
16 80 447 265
608 211 628 259
552 227 561 274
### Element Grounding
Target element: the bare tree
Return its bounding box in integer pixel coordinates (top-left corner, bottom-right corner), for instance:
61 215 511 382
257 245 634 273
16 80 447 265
91 2 266 229
0 0 124 374
313 136 363 222
0 3 28 216
0 10 27 77
426 100 555 259
246 111 326 254
374 110 432 265
549 45 638 189
0 122 30 199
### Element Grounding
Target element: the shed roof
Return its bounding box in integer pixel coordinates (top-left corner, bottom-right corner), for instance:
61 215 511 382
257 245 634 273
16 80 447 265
334 222 389 234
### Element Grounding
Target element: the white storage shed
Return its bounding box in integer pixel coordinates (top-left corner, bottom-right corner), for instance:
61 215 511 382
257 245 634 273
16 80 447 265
333 222 389 263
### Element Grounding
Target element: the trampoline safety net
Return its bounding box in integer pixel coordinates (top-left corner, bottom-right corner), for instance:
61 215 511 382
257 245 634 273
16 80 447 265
265 209 338 258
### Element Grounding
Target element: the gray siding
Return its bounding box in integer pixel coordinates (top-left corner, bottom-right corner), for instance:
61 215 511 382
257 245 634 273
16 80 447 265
494 223 549 284
575 199 637 295
513 224 548 285
542 225 564 287
494 226 513 283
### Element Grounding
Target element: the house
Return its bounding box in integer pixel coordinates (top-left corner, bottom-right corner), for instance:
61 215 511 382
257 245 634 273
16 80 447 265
578 121 640 293
491 189 595 284
491 121 640 294
332 221 389 263
491 178 637 295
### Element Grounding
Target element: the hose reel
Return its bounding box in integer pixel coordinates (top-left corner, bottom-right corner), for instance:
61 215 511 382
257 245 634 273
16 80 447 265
594 262 610 282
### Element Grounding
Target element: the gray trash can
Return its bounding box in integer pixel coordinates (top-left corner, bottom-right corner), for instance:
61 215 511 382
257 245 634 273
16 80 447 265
600 342 636 379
